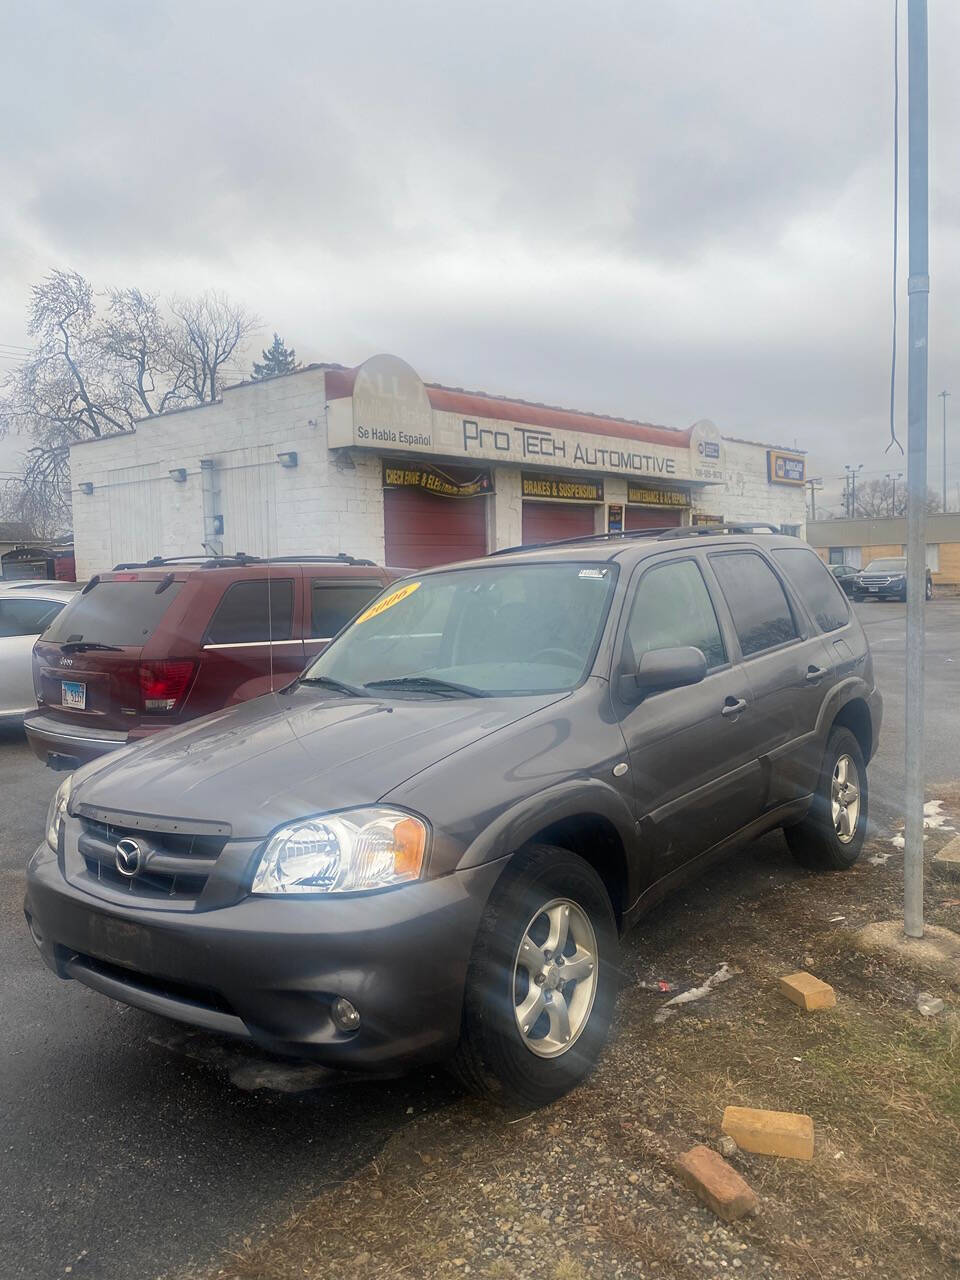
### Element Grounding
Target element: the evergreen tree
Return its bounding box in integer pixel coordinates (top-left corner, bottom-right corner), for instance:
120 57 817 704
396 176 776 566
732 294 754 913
251 333 298 380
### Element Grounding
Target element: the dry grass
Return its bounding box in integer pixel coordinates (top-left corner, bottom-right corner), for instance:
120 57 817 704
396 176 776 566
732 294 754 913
179 812 960 1280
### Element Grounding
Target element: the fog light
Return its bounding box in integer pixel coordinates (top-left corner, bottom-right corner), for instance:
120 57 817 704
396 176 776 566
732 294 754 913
331 996 361 1031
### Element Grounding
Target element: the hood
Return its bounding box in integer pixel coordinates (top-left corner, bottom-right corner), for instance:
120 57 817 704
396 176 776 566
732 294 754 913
71 686 564 837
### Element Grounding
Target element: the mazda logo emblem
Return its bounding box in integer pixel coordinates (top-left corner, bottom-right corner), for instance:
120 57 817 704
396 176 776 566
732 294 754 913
115 838 142 877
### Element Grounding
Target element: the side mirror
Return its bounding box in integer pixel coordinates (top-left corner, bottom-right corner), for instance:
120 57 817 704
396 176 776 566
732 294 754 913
619 646 708 703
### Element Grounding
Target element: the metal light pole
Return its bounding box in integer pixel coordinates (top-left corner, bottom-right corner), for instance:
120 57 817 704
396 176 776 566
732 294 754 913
904 0 929 939
939 390 950 510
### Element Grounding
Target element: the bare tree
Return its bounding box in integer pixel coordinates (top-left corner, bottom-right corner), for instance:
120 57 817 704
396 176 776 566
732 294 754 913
854 476 941 518
171 291 259 404
99 287 190 418
0 272 260 527
0 465 67 540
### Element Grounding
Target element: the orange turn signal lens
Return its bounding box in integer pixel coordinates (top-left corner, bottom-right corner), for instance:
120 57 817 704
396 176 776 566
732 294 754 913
392 816 426 878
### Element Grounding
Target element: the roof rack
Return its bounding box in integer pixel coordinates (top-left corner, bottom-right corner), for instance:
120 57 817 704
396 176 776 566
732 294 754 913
489 522 787 557
655 521 784 538
488 528 676 557
111 552 377 570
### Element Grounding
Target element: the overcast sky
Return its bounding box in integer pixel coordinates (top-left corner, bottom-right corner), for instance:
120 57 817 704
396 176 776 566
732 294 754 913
2 0 958 514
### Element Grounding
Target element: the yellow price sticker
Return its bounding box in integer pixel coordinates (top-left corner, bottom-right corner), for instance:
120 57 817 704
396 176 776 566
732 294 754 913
355 581 422 625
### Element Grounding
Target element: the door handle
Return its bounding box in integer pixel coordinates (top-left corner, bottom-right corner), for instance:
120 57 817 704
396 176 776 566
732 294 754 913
721 696 748 718
804 665 826 683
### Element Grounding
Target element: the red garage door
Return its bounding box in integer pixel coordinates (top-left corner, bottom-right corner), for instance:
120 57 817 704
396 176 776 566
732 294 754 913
522 502 597 546
624 506 683 531
383 486 489 568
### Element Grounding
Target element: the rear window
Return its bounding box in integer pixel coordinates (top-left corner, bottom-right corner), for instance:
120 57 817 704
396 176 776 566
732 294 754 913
773 547 850 633
43 580 183 646
709 551 798 656
311 582 383 638
205 578 294 644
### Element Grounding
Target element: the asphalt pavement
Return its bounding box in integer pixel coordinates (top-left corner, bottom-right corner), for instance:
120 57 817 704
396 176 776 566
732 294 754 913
1 599 958 1280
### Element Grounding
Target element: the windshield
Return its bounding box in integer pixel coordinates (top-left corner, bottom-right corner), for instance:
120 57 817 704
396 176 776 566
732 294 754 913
302 562 618 695
864 558 906 573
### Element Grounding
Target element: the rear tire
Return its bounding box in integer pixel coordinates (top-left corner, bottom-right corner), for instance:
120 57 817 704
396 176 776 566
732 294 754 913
785 726 868 870
452 844 619 1106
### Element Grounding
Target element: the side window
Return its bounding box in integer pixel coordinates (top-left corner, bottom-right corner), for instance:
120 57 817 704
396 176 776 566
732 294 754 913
624 559 726 671
205 579 294 644
772 548 849 633
311 582 383 638
0 598 65 637
710 552 798 656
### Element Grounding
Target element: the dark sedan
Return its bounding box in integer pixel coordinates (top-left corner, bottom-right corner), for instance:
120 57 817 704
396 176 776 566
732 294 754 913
829 563 860 597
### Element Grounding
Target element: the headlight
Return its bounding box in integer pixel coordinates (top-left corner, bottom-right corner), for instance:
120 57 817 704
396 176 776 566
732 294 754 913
45 774 73 852
251 807 427 895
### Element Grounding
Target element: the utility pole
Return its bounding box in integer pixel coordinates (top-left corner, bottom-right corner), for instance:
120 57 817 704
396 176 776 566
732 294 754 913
886 471 903 516
904 0 929 939
805 477 823 521
939 390 950 510
844 463 863 517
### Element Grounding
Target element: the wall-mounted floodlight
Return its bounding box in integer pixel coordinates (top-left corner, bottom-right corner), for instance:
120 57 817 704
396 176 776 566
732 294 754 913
79 482 94 495
277 451 298 468
169 467 188 483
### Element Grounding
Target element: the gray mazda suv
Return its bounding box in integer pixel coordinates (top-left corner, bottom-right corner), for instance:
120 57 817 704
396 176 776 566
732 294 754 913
25 528 881 1105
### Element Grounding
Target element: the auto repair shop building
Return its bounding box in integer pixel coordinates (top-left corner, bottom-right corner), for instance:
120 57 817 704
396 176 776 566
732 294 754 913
68 354 807 577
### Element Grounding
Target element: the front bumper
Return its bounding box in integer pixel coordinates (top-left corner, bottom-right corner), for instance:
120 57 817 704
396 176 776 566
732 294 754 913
24 842 507 1069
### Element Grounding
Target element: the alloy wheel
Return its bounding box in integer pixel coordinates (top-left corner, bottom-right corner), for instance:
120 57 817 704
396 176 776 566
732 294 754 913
512 898 598 1058
831 753 861 844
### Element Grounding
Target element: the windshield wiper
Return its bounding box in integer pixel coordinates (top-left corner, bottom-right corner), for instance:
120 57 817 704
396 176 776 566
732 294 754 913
364 676 488 698
299 674 370 698
60 640 123 653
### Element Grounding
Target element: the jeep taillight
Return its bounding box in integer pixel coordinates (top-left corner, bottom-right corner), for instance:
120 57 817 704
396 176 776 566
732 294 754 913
139 660 195 713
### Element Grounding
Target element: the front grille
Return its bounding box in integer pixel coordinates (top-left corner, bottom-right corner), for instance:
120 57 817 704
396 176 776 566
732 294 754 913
71 951 235 1016
77 816 228 902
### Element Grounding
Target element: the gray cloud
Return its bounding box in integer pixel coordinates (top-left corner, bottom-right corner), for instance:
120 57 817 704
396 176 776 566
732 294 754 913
1 0 959 507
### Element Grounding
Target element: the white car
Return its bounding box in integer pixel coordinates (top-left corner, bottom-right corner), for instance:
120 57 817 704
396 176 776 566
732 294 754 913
0 583 77 719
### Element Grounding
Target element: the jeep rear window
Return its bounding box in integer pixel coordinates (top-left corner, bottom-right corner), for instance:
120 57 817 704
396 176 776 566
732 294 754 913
205 578 294 644
43 580 184 646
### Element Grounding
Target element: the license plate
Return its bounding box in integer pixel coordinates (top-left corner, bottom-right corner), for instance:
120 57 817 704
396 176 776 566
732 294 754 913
62 680 87 709
869 586 879 593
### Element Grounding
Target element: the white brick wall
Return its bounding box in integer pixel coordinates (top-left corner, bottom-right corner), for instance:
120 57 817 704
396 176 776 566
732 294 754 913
693 439 806 534
70 370 386 576
70 370 807 576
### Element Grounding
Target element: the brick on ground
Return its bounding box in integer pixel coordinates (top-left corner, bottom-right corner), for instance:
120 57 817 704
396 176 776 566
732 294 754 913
779 970 837 1011
721 1106 815 1160
674 1145 759 1221
933 835 960 875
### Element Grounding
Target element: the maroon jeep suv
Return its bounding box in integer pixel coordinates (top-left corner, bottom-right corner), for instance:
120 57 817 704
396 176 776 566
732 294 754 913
25 553 395 770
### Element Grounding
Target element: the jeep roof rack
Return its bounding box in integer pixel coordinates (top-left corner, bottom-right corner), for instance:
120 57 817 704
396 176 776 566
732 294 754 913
488 522 787 558
111 552 377 570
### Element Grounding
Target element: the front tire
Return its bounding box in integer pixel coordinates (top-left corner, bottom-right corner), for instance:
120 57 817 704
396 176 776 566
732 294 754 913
785 726 868 870
452 844 619 1106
